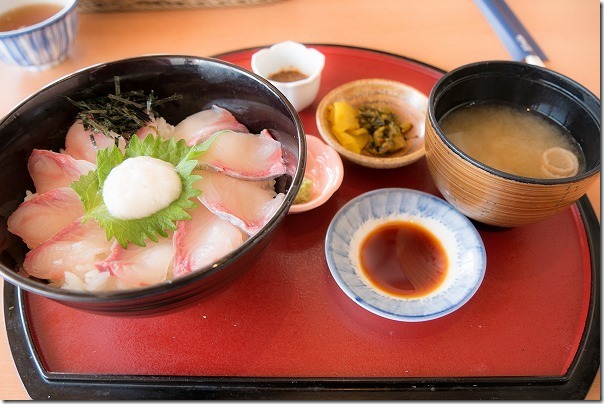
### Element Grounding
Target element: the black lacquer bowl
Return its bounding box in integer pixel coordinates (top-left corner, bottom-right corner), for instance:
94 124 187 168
0 55 305 315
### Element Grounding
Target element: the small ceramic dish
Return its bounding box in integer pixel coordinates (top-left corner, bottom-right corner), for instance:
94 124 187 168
0 0 79 70
289 135 344 214
316 78 428 169
325 188 486 322
251 41 325 112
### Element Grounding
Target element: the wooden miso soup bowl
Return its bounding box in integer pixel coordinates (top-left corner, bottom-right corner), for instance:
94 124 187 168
425 61 600 227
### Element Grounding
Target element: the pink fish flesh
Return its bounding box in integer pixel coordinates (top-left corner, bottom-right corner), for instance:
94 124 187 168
28 149 95 194
173 105 248 146
12 105 291 291
172 200 245 278
195 170 285 236
7 187 84 249
96 237 174 288
63 119 125 163
136 117 175 141
23 219 112 281
197 129 286 181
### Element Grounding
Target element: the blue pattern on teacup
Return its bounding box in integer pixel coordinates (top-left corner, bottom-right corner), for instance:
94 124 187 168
0 2 78 70
325 188 486 322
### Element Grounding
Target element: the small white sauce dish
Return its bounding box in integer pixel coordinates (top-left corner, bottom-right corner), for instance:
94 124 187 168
251 41 325 112
0 0 79 70
289 135 344 214
325 188 486 322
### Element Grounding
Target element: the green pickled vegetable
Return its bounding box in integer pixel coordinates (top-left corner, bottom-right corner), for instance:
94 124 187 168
357 105 412 155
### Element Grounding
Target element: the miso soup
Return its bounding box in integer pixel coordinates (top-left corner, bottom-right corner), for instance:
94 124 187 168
439 102 585 179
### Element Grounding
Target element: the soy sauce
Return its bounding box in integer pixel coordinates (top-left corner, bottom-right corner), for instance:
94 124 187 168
359 221 448 298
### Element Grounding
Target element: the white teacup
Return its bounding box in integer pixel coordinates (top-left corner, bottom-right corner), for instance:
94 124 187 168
251 41 325 112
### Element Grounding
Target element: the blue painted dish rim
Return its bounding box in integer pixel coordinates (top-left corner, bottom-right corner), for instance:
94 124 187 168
0 0 78 38
324 187 487 322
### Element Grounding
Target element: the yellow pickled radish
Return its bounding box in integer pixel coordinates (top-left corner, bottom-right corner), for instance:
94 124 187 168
328 101 370 154
331 101 359 132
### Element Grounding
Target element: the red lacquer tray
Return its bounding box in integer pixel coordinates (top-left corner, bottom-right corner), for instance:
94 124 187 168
4 45 600 399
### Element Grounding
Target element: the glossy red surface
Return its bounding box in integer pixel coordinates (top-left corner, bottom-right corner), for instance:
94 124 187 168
24 46 591 379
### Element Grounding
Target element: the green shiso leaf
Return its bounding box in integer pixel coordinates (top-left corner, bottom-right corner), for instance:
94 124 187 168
71 134 213 248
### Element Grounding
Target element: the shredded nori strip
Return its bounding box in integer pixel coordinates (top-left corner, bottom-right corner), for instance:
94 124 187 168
66 76 183 147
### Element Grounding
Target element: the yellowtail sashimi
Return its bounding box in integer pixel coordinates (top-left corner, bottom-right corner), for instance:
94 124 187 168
7 187 84 249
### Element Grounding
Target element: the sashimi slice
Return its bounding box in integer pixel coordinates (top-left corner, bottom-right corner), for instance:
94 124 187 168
197 129 286 180
194 170 285 235
173 105 248 146
96 237 174 288
136 117 175 141
7 187 84 249
28 149 95 194
173 200 245 278
63 119 125 163
62 268 116 292
23 219 112 281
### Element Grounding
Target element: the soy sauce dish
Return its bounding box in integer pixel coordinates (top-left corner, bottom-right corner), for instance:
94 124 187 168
325 188 486 322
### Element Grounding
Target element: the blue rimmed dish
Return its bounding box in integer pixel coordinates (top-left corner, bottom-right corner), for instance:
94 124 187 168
325 188 486 322
0 0 79 70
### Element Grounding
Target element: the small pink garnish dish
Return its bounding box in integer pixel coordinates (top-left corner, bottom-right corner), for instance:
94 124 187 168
289 135 344 214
